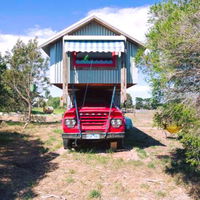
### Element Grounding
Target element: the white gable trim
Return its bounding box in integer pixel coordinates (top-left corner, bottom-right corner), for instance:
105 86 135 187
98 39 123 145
63 35 126 41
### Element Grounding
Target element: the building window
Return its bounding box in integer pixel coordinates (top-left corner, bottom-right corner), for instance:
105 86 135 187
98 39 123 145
73 52 116 67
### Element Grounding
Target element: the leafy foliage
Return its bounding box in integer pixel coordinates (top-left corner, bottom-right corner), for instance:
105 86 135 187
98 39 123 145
135 97 159 110
2 39 49 123
0 54 23 112
47 97 60 109
137 0 200 168
125 93 133 108
0 54 9 111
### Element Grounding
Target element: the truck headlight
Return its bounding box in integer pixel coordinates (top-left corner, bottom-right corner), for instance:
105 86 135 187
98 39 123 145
65 119 76 128
111 119 122 128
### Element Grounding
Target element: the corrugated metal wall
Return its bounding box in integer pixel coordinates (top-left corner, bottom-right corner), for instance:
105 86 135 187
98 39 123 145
49 40 63 83
49 21 138 85
70 22 122 84
126 41 138 84
71 21 116 36
70 58 121 84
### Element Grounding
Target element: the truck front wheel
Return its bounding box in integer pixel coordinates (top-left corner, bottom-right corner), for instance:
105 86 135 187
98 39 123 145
63 139 73 149
117 138 124 149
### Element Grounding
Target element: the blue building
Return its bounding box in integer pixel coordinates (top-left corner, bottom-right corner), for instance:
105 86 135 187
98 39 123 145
40 15 144 107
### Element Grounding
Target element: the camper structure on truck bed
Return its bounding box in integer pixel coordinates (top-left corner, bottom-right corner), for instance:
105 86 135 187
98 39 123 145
40 15 144 149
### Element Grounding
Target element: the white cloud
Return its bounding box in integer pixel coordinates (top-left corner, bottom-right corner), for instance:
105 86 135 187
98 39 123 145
127 85 152 103
87 6 150 42
0 26 56 54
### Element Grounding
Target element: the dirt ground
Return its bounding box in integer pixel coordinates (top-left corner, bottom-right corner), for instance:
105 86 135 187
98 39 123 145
0 111 198 200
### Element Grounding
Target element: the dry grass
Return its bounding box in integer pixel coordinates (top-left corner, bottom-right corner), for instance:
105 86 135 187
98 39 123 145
0 111 194 200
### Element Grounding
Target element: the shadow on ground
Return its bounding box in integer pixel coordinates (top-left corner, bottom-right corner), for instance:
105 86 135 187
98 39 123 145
124 127 165 149
0 130 59 200
164 149 200 200
74 126 165 153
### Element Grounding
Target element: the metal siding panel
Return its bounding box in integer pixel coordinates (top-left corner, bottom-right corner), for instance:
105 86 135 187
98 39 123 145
126 41 138 84
67 22 142 85
49 40 63 84
50 45 56 83
70 67 120 84
71 22 116 36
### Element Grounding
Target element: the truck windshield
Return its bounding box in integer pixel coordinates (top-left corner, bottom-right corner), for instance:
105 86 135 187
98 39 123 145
75 88 116 107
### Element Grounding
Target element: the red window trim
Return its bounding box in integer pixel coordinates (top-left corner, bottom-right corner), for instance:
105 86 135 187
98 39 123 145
72 52 116 68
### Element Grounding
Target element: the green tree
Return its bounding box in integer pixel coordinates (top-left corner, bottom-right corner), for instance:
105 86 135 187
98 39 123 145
0 54 21 112
137 0 200 167
0 54 8 110
135 97 144 109
125 93 133 108
3 39 49 126
47 97 60 109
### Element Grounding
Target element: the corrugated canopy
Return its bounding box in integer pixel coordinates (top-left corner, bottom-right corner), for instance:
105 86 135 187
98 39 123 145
64 36 126 53
65 40 125 52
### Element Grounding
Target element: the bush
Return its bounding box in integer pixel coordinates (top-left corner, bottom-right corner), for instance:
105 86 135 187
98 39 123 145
180 132 200 167
154 102 200 168
47 97 60 109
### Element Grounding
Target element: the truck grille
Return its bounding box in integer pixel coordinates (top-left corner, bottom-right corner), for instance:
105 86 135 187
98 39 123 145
79 112 108 130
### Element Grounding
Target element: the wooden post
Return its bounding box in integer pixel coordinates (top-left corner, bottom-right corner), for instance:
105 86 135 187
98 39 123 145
121 52 127 105
62 40 68 108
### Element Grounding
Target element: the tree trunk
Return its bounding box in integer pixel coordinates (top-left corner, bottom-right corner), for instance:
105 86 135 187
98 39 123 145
23 102 32 129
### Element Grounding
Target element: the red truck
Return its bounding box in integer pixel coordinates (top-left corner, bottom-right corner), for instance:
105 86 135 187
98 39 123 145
62 87 126 149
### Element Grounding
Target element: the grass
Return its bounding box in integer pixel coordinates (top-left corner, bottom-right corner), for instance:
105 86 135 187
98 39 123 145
68 169 76 174
44 135 63 151
32 107 65 115
1 111 194 199
88 189 101 199
69 150 145 170
46 136 57 146
1 121 23 126
156 190 167 198
147 162 156 169
21 190 35 200
66 176 75 184
128 160 144 166
140 183 150 190
0 131 27 145
114 182 126 192
135 148 148 159
53 128 62 134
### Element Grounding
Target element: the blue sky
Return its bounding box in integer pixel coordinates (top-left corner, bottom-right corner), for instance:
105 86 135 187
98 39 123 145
0 0 158 34
0 0 159 101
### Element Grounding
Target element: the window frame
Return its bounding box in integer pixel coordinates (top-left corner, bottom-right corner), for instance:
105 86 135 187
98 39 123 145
72 51 117 68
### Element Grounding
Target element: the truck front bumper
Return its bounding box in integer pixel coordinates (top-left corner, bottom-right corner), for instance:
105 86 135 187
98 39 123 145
62 132 125 140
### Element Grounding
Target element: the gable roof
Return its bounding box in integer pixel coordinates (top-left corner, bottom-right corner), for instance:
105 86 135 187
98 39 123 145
40 15 144 55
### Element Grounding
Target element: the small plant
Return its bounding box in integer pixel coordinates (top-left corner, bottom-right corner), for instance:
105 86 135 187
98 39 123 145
106 148 114 154
53 129 62 134
66 176 75 184
147 162 156 169
89 189 101 199
156 190 167 198
136 148 148 159
128 160 144 166
69 169 76 174
46 136 57 146
140 183 150 190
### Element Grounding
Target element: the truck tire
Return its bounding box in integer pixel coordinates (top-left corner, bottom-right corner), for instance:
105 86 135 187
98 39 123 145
63 139 73 149
117 138 124 149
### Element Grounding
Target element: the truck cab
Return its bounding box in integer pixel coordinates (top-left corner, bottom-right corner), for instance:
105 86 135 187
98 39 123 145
62 87 125 149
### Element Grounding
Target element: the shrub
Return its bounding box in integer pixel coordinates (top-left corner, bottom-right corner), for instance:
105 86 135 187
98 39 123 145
154 102 200 168
47 97 60 109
